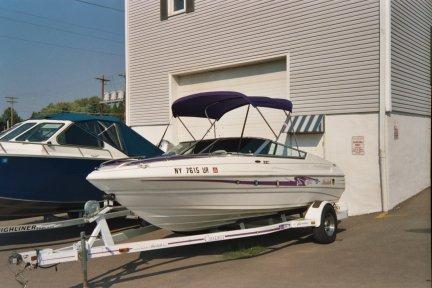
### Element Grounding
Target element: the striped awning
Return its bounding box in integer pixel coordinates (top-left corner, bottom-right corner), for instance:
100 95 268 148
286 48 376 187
286 114 325 134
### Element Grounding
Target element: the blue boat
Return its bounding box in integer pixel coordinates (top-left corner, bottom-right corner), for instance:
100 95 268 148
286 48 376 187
0 113 163 219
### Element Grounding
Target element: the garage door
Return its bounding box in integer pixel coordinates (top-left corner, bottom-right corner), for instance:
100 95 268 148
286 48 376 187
173 58 288 142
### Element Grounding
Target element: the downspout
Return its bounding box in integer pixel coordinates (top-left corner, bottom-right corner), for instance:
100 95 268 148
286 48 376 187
124 0 130 126
379 0 392 212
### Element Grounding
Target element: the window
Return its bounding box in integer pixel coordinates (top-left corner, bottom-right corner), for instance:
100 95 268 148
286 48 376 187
72 121 123 151
57 125 102 148
161 0 194 20
177 138 267 155
15 123 63 142
176 139 215 155
97 121 123 150
0 122 37 141
0 123 20 138
171 0 185 15
200 138 265 154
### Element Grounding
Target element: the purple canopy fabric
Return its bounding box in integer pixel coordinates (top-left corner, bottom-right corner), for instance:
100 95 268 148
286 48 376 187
171 91 292 120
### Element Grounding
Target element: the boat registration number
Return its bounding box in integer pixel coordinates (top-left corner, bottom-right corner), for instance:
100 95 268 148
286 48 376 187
174 166 218 174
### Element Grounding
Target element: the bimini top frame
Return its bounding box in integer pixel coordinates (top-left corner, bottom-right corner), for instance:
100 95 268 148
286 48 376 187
158 91 299 154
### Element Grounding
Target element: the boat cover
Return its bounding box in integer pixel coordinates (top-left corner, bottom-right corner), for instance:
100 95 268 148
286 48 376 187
172 91 292 120
42 112 163 157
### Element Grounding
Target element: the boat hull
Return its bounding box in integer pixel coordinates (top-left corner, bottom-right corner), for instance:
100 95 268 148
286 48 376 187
105 177 343 232
88 155 345 232
0 155 106 219
0 197 86 219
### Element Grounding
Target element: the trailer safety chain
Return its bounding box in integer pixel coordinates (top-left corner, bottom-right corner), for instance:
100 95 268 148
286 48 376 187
7 253 29 288
8 250 61 287
14 266 28 288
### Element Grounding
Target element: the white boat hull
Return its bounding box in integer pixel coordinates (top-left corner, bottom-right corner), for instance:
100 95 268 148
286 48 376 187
88 154 345 232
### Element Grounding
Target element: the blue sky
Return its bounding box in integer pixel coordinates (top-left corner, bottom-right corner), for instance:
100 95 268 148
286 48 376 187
0 0 125 118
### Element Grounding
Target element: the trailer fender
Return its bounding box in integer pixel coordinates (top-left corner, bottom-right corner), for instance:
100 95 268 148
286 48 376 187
304 201 332 227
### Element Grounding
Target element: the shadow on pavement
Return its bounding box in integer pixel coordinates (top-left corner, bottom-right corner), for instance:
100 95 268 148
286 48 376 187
72 227 346 288
405 228 431 234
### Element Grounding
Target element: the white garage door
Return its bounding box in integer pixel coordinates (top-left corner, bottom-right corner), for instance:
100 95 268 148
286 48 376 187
173 59 288 142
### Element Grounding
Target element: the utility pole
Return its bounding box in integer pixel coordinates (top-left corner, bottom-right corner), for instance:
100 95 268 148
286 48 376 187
5 96 18 128
118 72 126 92
95 75 110 114
118 73 126 121
95 75 110 100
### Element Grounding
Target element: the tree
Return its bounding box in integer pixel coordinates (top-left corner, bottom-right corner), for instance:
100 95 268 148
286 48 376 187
31 96 125 121
0 108 22 130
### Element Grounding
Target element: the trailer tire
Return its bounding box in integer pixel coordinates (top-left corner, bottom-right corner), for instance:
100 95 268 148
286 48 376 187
313 203 337 244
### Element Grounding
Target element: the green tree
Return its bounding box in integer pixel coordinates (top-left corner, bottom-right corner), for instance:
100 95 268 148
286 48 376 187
31 96 125 121
0 108 22 130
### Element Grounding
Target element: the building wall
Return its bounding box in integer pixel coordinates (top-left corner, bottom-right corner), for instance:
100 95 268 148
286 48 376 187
387 113 431 208
390 0 431 115
324 113 382 215
387 0 431 208
126 0 380 127
126 0 430 216
288 113 381 215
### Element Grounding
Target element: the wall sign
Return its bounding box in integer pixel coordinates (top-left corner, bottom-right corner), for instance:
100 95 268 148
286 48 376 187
352 136 365 155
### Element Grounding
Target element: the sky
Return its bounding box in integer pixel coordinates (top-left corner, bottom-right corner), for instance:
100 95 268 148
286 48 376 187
0 0 125 118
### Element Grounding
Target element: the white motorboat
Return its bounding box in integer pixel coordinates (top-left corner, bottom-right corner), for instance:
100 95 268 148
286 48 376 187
87 91 345 232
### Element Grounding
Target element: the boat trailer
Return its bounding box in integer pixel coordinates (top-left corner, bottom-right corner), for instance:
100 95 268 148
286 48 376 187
9 201 347 287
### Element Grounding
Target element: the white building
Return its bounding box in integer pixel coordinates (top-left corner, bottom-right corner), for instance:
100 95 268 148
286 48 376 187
125 0 431 215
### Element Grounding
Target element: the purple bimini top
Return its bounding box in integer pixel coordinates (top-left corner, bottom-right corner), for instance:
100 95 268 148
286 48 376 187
171 91 293 120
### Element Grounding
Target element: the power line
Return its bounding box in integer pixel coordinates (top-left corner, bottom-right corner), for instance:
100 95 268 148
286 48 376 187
72 0 124 13
0 15 123 44
0 6 123 36
0 35 124 57
14 77 94 98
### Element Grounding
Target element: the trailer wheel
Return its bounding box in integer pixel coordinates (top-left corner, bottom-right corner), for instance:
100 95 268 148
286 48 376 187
313 203 337 244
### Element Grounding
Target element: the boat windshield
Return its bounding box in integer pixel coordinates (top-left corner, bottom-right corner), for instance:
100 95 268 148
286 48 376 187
71 121 124 151
0 123 20 138
257 140 306 158
198 138 266 154
15 123 64 142
168 137 306 158
0 122 37 141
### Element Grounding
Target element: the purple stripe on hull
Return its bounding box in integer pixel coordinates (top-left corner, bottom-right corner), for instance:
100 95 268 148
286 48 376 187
143 176 320 187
